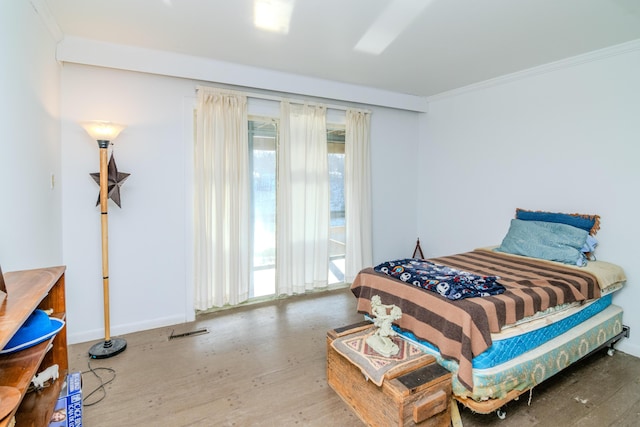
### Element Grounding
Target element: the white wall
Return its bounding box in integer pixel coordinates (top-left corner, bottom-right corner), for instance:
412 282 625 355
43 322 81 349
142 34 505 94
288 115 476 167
61 65 197 343
60 63 421 344
418 46 640 357
370 107 421 263
0 1 62 271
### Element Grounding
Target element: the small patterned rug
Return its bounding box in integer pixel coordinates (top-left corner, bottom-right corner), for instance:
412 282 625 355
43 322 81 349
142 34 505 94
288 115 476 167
331 328 430 386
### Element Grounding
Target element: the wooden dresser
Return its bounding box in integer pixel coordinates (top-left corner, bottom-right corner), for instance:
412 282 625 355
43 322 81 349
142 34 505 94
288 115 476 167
0 266 68 426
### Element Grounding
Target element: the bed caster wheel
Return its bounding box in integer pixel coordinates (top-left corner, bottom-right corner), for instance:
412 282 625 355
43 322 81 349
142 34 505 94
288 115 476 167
607 348 616 356
496 408 507 420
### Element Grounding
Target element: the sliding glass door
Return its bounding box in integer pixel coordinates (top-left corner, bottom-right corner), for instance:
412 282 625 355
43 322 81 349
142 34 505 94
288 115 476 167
248 120 346 298
249 119 277 298
328 127 345 285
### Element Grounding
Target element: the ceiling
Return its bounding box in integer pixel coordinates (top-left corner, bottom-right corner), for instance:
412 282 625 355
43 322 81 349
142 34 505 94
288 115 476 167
45 0 640 98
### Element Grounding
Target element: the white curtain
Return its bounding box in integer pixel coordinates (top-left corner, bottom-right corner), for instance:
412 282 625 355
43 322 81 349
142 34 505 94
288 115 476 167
276 101 330 295
344 109 373 282
194 87 250 309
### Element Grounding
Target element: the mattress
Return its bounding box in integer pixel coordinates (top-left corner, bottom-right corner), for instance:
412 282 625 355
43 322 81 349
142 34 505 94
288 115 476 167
474 294 613 368
400 304 624 401
395 292 616 370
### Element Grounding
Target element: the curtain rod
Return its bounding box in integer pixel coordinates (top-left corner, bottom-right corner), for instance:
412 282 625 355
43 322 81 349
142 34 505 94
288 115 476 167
196 85 371 114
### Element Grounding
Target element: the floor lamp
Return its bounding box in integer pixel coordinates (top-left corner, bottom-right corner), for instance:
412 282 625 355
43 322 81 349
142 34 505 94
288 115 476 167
82 121 128 359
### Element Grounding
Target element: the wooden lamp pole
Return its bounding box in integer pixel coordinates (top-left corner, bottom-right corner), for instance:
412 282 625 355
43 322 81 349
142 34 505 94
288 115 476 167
82 121 127 359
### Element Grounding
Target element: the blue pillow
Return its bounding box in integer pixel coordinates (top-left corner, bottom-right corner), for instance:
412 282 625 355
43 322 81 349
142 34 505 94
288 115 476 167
515 209 599 235
496 219 588 266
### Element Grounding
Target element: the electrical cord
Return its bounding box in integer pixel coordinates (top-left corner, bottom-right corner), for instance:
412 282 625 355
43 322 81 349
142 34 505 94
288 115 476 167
81 358 117 406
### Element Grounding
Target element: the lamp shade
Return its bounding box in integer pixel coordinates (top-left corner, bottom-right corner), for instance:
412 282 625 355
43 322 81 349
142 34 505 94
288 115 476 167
81 121 126 142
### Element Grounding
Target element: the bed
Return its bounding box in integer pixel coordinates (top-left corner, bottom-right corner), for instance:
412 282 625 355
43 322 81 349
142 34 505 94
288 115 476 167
350 210 629 415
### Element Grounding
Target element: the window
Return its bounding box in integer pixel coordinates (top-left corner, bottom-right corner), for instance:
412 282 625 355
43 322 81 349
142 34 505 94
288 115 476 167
327 127 346 285
248 119 346 298
248 119 277 298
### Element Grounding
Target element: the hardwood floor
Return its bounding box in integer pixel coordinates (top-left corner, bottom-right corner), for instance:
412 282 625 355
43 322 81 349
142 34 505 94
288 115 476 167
69 288 640 426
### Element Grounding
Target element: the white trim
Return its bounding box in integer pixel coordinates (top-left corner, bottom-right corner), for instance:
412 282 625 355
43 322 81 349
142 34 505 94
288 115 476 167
617 340 640 359
427 38 640 103
68 314 188 345
57 36 428 112
183 96 197 323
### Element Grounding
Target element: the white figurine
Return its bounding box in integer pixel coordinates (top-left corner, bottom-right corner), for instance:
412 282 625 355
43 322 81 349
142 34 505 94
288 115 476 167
366 295 403 357
32 363 59 389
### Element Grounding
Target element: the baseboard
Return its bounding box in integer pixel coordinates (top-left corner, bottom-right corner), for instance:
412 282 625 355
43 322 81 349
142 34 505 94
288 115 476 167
67 314 188 345
617 339 640 359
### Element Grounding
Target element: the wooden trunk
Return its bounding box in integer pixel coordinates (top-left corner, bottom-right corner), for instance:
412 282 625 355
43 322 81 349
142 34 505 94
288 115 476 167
327 323 452 427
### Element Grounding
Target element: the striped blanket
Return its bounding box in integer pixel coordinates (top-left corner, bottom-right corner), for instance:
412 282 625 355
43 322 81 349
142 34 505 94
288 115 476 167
350 248 601 391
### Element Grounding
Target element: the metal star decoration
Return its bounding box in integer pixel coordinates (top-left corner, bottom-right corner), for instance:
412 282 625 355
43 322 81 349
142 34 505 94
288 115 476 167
90 153 130 208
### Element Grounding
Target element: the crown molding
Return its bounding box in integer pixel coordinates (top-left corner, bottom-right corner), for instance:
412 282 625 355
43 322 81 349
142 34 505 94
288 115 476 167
427 38 640 103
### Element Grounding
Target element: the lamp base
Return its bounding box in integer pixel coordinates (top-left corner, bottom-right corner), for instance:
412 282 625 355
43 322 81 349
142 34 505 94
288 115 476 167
88 337 127 359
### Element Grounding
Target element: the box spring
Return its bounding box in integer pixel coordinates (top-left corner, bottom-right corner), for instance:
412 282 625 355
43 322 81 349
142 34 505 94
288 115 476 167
399 304 626 410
